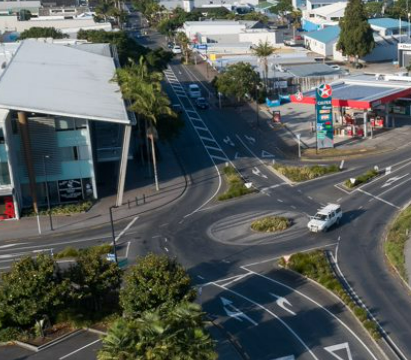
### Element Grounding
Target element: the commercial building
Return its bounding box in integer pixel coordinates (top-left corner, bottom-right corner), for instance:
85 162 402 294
0 40 134 220
301 2 346 31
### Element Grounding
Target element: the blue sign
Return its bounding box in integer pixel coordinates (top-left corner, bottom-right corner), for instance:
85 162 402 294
315 84 334 149
196 44 208 50
106 253 116 262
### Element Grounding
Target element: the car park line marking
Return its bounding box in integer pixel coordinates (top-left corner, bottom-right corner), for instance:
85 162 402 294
357 189 400 209
214 283 319 359
243 270 379 360
59 339 101 360
114 216 139 242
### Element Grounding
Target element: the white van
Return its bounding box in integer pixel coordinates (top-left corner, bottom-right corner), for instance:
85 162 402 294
307 204 342 233
188 84 201 98
172 45 182 54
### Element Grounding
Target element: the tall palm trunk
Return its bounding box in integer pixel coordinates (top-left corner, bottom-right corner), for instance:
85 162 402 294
150 123 160 191
145 119 152 177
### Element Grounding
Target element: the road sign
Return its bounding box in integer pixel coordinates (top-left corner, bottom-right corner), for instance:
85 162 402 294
316 84 334 149
106 253 116 262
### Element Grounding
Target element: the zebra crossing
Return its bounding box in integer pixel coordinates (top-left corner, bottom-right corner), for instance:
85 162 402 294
164 66 229 165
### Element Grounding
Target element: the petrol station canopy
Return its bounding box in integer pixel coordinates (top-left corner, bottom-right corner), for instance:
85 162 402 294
290 74 411 110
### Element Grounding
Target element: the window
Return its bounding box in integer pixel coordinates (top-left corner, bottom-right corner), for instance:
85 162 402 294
0 162 10 185
55 118 87 131
0 129 4 144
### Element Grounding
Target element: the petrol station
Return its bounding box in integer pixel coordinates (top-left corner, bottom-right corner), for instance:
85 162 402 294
288 74 411 148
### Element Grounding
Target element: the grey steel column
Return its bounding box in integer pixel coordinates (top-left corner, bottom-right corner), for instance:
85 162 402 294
116 124 132 207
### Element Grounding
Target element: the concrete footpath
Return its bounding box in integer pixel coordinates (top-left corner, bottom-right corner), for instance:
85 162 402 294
0 141 188 241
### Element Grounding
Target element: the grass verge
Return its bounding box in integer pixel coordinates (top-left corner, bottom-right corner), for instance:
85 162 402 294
251 216 290 232
280 250 381 340
344 169 378 188
273 163 340 182
384 206 411 282
218 166 254 201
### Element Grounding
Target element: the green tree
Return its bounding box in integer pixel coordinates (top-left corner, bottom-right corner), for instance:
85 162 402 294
215 62 261 102
364 1 384 18
270 0 292 17
66 250 123 312
120 254 196 317
0 254 67 328
386 0 407 19
337 0 375 64
251 40 277 87
98 302 216 360
241 11 269 24
19 27 68 40
176 31 190 63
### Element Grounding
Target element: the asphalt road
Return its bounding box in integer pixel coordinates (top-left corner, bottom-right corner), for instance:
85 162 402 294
3 22 411 359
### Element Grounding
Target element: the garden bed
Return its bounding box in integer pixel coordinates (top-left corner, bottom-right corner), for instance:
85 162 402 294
384 206 411 282
22 201 93 217
280 250 381 340
218 166 254 201
54 244 113 260
343 169 378 189
273 163 340 182
251 216 290 232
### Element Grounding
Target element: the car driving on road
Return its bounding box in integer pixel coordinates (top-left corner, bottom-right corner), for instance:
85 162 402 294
307 204 342 232
195 97 208 109
172 45 182 54
188 84 201 98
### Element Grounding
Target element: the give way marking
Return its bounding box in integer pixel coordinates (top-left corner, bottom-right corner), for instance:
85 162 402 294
324 342 353 360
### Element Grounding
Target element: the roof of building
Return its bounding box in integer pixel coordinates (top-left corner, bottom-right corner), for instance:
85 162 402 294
185 20 260 28
284 63 341 77
290 74 411 109
308 0 341 5
368 18 410 30
0 40 131 124
311 1 346 17
304 25 340 43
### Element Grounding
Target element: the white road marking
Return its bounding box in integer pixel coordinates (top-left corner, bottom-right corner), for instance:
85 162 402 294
252 167 268 179
260 183 288 193
164 247 169 252
245 135 256 144
125 241 131 258
244 270 379 360
115 216 139 242
336 197 342 202
270 293 296 316
215 284 319 359
381 174 409 188
307 196 313 200
357 189 400 209
205 145 223 152
220 296 258 326
324 342 353 360
0 243 30 249
197 275 205 280
235 135 265 167
151 235 161 238
200 136 216 143
277 199 283 203
59 339 101 360
291 205 296 209
210 155 228 162
261 150 275 158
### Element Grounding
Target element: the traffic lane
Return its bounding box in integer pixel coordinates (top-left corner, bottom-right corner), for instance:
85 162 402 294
338 193 411 358
216 269 381 360
199 282 315 360
0 344 33 360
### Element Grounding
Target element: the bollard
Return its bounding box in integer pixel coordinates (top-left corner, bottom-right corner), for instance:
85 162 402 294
128 200 131 209
135 196 138 206
143 194 146 204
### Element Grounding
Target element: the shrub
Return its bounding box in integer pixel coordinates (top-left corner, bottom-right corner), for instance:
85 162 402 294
344 169 378 188
22 201 93 217
54 244 114 259
0 327 23 342
251 216 290 232
273 163 340 182
54 246 79 259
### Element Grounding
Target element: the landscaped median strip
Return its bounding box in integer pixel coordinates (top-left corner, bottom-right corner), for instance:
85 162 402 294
343 168 379 189
251 216 290 232
384 205 411 282
272 163 341 183
279 250 381 340
218 165 255 201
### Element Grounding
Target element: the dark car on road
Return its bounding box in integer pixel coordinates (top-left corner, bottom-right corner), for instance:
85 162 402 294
195 97 208 109
167 42 175 49
172 104 183 114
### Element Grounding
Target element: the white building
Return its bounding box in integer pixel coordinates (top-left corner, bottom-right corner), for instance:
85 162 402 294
182 20 282 45
304 25 340 56
302 2 346 31
160 0 259 10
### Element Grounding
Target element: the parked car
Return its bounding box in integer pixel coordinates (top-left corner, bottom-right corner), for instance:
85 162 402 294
188 84 201 98
195 97 208 109
307 204 342 233
172 45 182 54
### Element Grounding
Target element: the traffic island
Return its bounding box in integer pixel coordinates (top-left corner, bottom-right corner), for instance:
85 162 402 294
272 163 340 183
301 147 393 161
342 168 379 190
218 166 255 201
251 216 290 232
384 206 411 283
280 250 381 340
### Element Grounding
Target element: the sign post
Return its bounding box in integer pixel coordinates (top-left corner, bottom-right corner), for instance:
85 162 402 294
315 84 334 151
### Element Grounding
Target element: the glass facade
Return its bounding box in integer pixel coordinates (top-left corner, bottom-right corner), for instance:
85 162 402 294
0 129 10 186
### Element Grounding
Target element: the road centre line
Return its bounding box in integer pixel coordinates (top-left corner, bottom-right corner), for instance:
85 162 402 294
357 189 400 209
212 282 319 360
59 339 101 360
243 269 379 360
114 216 139 242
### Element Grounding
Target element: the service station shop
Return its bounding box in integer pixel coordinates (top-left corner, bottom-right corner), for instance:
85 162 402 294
289 74 411 146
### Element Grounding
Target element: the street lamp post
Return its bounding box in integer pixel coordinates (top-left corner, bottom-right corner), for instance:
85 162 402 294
42 155 53 231
255 85 260 128
109 205 119 264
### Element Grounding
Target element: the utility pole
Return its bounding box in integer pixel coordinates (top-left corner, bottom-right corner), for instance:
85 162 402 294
43 155 53 231
109 205 119 264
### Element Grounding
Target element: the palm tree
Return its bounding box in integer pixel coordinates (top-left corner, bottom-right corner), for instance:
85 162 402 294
176 32 191 64
251 40 277 89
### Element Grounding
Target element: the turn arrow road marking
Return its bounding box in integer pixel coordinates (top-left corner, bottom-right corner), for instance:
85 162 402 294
381 174 409 188
270 293 296 316
252 167 268 179
220 297 258 326
262 150 275 158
